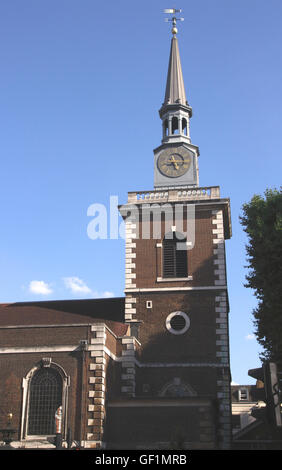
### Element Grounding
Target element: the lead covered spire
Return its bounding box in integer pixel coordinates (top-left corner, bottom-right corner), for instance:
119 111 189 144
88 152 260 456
159 11 192 144
163 34 188 108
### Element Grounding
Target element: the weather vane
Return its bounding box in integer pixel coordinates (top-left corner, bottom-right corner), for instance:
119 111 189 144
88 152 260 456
164 8 184 36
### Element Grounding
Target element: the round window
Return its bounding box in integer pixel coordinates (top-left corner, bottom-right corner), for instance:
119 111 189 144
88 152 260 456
166 311 190 335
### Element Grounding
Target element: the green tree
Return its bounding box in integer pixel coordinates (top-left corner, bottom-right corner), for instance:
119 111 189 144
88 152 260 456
240 188 282 363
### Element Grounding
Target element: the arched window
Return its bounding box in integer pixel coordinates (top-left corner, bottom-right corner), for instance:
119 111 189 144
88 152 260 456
28 368 63 436
159 378 197 397
163 383 193 397
172 116 179 134
163 232 188 278
182 118 187 136
164 119 169 136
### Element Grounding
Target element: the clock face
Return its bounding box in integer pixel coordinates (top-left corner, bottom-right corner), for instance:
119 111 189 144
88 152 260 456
157 147 192 178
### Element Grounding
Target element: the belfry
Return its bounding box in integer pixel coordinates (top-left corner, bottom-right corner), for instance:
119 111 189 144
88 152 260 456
0 10 232 450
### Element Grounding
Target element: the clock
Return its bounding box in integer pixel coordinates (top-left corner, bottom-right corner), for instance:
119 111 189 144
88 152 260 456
157 147 192 178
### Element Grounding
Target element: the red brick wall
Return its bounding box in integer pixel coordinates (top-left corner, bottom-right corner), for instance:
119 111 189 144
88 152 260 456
0 325 89 347
106 402 216 449
135 366 218 398
0 324 91 441
135 291 217 363
0 351 84 440
135 207 215 288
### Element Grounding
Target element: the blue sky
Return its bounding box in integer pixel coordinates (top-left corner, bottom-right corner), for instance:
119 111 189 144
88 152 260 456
0 0 281 384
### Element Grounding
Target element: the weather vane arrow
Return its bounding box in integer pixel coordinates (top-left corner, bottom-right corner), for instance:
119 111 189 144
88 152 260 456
164 8 184 36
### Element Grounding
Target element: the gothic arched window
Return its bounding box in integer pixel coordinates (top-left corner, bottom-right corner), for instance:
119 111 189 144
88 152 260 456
163 232 188 278
28 367 63 436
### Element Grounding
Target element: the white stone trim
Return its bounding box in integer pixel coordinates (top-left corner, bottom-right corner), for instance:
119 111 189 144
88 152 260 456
132 361 227 368
87 325 107 446
124 290 137 320
0 323 105 330
125 308 136 314
157 276 193 282
121 337 137 398
83 439 106 449
124 220 137 288
212 210 227 289
0 345 78 354
125 286 227 293
124 218 137 321
125 273 136 279
215 292 229 366
108 398 217 408
214 290 231 449
125 242 136 248
166 311 190 335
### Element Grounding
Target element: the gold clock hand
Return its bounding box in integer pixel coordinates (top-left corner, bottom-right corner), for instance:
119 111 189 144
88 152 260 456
169 156 179 170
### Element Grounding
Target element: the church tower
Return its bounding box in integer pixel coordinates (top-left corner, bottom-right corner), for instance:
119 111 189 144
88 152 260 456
115 11 232 450
0 11 235 451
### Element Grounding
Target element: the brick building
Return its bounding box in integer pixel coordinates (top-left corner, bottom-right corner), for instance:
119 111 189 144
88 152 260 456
0 19 232 450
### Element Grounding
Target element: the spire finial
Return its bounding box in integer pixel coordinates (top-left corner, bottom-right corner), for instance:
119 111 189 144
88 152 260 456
164 8 184 36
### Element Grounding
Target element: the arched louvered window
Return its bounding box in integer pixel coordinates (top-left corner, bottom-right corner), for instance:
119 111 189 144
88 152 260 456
28 368 63 436
163 232 188 278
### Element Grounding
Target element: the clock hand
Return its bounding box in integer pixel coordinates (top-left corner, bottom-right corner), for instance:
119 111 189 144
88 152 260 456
169 156 179 170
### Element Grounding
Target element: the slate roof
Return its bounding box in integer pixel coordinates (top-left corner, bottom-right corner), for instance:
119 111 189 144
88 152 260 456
0 297 127 336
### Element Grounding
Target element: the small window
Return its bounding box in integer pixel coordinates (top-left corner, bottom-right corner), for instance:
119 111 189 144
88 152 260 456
166 311 190 335
163 232 188 278
146 300 152 309
238 388 249 401
170 315 186 331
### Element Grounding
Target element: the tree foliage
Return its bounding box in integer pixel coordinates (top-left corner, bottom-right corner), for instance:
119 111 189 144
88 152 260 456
240 188 282 362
